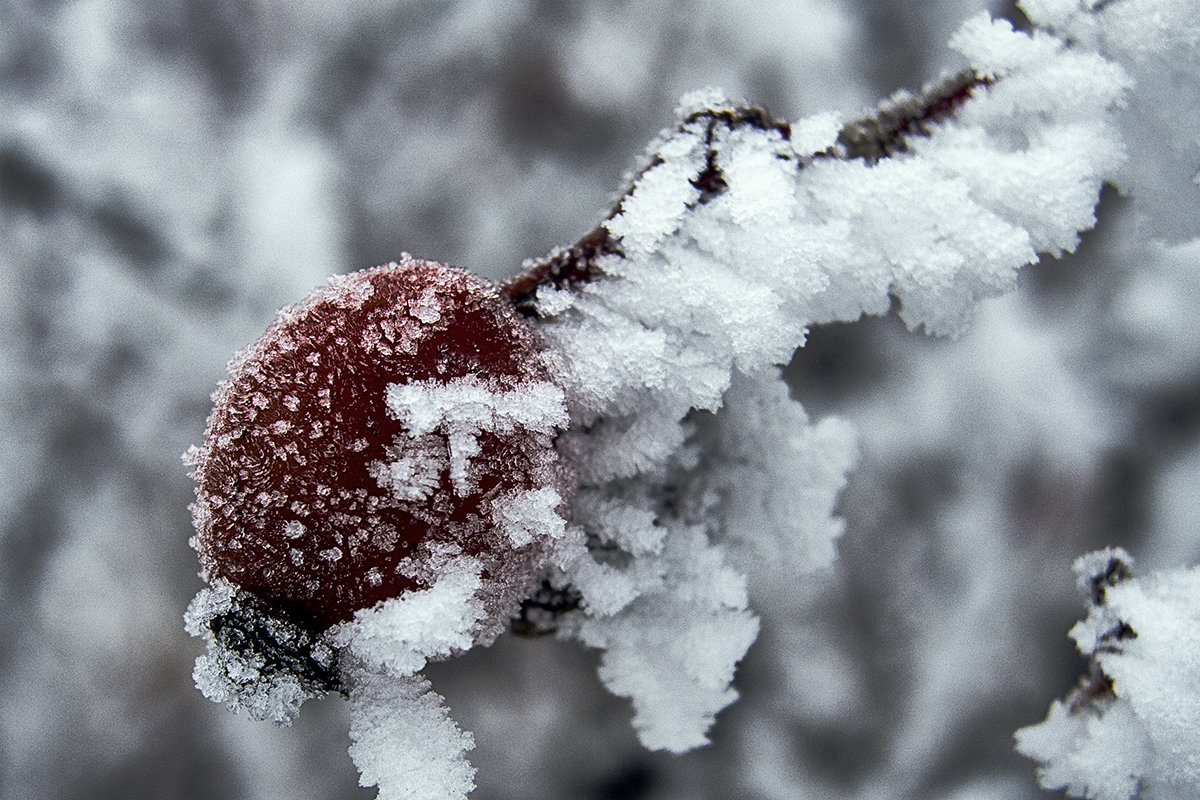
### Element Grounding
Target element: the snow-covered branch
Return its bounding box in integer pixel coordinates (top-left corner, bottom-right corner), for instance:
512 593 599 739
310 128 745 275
1017 549 1200 799
172 3 1200 800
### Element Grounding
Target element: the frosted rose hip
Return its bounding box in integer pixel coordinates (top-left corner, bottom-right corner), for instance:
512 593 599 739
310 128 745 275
188 256 567 631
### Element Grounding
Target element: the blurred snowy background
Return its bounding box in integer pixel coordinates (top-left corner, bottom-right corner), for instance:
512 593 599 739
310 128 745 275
3 1 1198 798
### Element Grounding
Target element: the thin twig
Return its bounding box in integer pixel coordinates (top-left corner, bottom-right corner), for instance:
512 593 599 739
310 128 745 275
502 70 995 311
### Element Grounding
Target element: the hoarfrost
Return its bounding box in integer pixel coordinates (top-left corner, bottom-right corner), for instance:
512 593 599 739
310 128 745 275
1022 0 1200 241
168 3 1151 797
348 670 476 800
386 377 568 439
563 522 760 752
8 0 1200 796
532 9 1126 755
684 371 859 579
1010 3 1200 796
329 557 487 678
410 288 444 324
384 377 567 497
369 435 446 503
338 565 487 800
492 488 567 547
184 579 338 725
1017 550 1200 799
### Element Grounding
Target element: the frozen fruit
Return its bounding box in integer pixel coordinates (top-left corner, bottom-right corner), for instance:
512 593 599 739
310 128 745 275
187 256 568 632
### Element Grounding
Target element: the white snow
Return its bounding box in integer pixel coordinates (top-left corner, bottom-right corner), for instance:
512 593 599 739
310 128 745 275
384 376 567 497
1017 550 1200 799
329 557 487 678
348 671 477 800
528 9 1128 758
145 2 1200 798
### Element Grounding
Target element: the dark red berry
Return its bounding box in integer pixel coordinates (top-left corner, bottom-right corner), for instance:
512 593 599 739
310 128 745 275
188 256 566 631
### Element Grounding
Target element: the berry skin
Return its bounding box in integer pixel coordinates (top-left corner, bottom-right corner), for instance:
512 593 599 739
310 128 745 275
188 256 567 632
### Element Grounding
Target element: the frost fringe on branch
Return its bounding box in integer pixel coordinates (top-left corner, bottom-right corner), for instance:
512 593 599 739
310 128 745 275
1016 549 1200 800
513 10 1125 762
1010 2 1200 799
181 10 1141 800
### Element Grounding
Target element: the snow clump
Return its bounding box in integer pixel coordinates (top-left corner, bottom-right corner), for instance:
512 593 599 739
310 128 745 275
184 10 1136 799
1017 548 1200 799
531 11 1127 756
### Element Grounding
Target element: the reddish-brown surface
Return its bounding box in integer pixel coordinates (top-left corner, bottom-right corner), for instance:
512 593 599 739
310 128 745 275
189 258 552 629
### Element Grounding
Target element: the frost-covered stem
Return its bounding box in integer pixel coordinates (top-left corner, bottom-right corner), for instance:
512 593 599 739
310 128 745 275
1016 548 1200 799
502 69 994 311
345 668 477 800
825 69 994 163
503 225 620 311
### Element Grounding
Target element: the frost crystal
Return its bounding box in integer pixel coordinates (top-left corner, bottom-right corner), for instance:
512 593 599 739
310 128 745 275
328 557 487 678
184 579 339 725
530 11 1126 755
1017 549 1200 799
383 376 566 497
348 670 476 800
563 523 760 752
177 8 1137 798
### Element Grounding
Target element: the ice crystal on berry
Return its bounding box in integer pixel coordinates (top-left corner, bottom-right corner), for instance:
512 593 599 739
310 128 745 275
184 256 569 724
187 256 567 631
172 6 1148 799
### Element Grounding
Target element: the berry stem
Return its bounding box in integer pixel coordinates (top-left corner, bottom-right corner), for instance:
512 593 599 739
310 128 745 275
501 69 994 312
